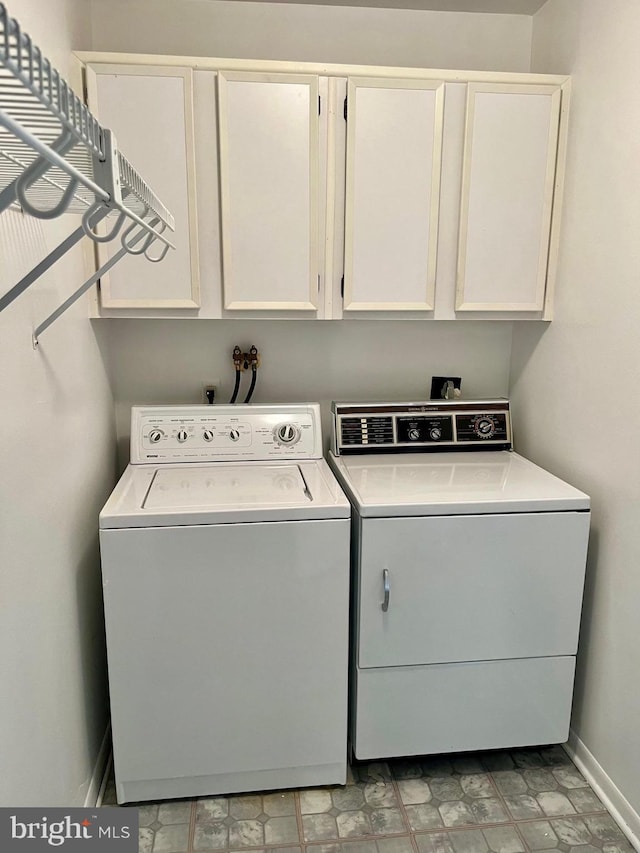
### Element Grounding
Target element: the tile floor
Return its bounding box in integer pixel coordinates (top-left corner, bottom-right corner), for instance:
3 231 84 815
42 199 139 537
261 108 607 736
102 746 635 853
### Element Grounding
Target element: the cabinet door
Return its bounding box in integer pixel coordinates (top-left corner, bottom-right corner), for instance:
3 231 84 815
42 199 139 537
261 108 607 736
456 83 561 312
86 65 200 308
218 72 322 312
343 78 444 312
357 512 589 668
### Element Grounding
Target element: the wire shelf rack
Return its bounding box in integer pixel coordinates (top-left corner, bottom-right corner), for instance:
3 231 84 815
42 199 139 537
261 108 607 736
0 1 176 340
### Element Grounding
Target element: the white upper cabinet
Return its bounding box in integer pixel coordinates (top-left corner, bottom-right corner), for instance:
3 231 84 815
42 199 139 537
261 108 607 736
343 78 444 312
80 54 569 321
455 83 562 313
217 72 324 312
86 65 200 309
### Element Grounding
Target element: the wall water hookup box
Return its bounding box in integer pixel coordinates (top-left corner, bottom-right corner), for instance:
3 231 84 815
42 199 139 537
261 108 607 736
430 376 462 400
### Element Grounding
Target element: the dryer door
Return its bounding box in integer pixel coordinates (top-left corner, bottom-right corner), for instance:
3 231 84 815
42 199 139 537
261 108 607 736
356 511 589 668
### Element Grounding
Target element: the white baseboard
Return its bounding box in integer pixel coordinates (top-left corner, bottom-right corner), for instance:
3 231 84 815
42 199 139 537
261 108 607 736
564 729 640 850
84 723 111 808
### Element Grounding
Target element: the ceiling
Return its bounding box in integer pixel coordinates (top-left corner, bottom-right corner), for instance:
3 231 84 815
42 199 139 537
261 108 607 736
219 0 548 12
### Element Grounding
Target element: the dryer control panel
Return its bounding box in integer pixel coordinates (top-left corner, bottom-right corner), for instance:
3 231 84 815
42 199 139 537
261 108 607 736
333 400 511 455
131 404 323 463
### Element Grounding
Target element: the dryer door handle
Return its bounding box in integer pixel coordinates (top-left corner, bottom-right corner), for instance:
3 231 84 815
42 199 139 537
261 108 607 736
382 568 390 612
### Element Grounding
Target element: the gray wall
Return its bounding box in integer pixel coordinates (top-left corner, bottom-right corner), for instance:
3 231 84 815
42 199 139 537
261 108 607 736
0 0 115 806
89 0 532 70
510 0 640 831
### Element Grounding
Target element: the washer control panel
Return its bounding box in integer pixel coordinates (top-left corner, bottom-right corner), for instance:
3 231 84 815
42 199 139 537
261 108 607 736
131 404 322 463
333 400 511 454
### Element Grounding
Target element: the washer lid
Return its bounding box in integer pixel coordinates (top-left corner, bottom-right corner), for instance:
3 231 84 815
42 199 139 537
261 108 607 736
144 465 310 510
100 459 350 528
328 451 590 516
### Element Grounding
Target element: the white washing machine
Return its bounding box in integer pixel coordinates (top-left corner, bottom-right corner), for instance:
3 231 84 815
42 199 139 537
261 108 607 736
100 404 350 804
328 399 590 761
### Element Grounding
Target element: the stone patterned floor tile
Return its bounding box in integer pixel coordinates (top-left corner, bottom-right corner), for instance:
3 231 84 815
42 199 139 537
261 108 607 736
480 753 517 773
369 808 406 834
158 802 192 825
152 822 190 853
375 838 415 853
352 762 393 783
301 790 334 814
301 776 406 841
303 813 340 841
195 789 303 850
310 840 414 853
193 819 230 850
517 821 559 851
514 814 634 851
491 762 599 821
228 819 265 848
415 825 524 853
566 788 606 814
228 849 302 853
405 803 445 831
481 825 525 853
139 827 155 853
230 797 263 820
336 810 373 838
439 797 509 828
397 778 433 805
365 781 399 809
439 802 476 828
582 815 632 844
139 805 160 827
389 760 425 780
414 831 458 853
420 757 484 778
263 816 299 845
261 792 296 816
101 747 631 853
536 791 578 817
501 794 545 820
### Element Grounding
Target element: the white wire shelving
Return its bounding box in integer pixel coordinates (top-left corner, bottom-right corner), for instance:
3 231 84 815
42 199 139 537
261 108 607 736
0 1 175 344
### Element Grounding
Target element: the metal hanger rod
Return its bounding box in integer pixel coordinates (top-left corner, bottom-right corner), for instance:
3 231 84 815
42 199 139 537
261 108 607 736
0 206 111 313
32 224 149 346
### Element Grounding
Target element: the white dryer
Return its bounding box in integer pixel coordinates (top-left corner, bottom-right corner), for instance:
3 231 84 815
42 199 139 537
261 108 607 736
100 404 350 804
328 399 590 761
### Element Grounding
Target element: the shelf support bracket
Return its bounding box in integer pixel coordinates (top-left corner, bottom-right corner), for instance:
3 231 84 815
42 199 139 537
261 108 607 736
32 223 150 347
0 205 111 314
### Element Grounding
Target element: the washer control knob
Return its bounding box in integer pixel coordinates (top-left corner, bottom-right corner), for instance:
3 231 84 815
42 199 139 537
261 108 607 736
430 427 442 441
203 429 215 443
408 428 421 441
148 429 164 444
177 429 189 443
229 429 240 441
275 423 301 445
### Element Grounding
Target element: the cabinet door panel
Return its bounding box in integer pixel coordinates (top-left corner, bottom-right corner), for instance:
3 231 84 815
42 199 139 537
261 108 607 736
88 65 200 308
357 512 589 668
344 78 444 311
218 72 320 311
456 83 561 312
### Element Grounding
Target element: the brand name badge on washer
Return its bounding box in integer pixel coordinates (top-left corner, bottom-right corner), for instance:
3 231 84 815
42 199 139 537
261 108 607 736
0 809 138 851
